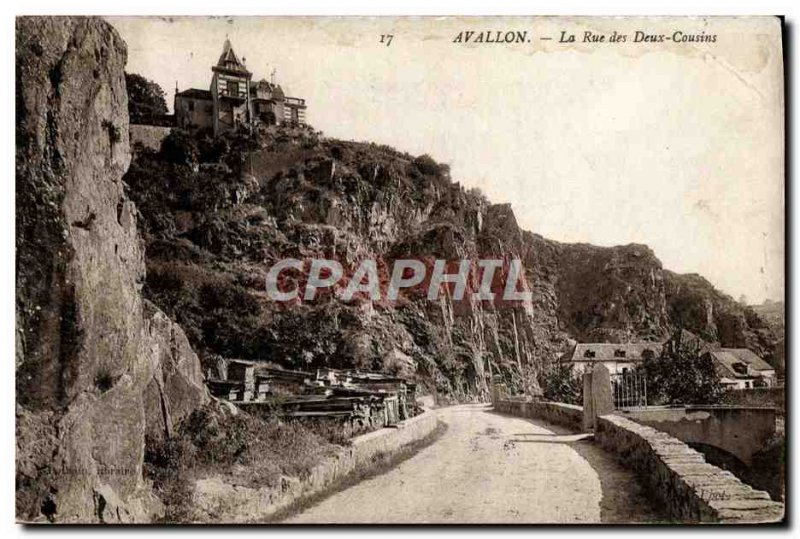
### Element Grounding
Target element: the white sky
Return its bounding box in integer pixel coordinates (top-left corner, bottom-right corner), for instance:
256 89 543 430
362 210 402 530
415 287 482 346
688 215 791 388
108 16 785 304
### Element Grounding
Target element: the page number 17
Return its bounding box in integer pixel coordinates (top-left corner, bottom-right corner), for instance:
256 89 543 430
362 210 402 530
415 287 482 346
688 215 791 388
380 34 394 46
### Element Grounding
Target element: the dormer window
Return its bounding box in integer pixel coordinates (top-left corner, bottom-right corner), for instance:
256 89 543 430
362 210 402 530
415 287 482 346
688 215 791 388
732 362 748 375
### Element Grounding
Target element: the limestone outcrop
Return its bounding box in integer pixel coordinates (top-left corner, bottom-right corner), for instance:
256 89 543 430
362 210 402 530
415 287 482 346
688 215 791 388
16 16 208 523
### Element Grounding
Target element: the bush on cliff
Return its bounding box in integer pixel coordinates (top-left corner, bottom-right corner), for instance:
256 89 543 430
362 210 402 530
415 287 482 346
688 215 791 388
412 153 450 177
144 260 268 357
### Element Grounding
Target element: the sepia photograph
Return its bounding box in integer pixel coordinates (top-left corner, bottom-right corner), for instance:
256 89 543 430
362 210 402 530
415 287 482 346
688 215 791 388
13 12 787 526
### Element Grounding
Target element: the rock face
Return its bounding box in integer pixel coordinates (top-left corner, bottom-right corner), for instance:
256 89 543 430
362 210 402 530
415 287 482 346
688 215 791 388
16 16 208 523
125 123 781 409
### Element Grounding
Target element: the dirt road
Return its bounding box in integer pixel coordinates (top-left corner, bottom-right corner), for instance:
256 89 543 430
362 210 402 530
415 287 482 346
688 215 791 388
285 403 663 524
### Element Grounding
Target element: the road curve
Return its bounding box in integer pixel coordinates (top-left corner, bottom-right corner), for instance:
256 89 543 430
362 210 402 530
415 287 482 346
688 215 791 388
285 403 663 524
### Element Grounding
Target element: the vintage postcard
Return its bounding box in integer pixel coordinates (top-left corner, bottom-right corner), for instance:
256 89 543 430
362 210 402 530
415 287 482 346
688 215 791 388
15 15 785 524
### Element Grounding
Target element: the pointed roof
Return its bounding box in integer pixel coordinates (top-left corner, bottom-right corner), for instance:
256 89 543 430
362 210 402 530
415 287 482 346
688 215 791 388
214 38 251 76
217 39 239 66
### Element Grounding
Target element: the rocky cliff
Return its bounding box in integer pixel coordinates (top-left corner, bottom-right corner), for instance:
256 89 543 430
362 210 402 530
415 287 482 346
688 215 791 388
16 17 208 523
124 123 781 406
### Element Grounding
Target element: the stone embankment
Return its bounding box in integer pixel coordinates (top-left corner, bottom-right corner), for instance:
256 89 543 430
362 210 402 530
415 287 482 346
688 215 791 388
129 124 171 151
595 414 784 523
190 410 439 523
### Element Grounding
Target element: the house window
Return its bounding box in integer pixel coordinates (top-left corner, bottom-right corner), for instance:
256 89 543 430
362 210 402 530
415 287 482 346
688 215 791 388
614 349 626 358
188 101 195 112
228 81 239 97
583 350 596 358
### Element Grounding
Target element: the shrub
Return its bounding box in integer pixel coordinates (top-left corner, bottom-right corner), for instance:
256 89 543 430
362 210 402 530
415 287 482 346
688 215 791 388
539 362 583 405
144 405 338 521
143 261 269 356
161 129 199 165
641 330 723 405
102 119 121 144
290 417 361 446
143 435 195 522
412 154 449 177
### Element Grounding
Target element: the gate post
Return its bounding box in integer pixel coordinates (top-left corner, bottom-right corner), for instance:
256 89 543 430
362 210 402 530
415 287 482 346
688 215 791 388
582 370 594 431
591 363 614 430
582 363 614 431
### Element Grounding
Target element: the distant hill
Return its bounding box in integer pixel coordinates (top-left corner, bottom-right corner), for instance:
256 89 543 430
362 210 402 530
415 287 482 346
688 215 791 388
750 301 785 336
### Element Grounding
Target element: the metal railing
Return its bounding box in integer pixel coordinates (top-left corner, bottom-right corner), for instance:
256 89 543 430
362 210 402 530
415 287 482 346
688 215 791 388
611 372 648 410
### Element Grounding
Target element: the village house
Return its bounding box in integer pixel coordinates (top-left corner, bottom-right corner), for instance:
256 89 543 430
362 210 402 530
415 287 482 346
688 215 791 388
703 348 777 390
562 342 663 375
174 38 307 135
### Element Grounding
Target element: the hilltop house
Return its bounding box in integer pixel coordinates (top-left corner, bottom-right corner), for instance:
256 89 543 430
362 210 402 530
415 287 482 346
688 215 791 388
174 39 307 135
703 348 776 389
562 342 663 375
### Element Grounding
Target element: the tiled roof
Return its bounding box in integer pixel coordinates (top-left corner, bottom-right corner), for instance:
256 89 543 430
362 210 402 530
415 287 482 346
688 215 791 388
567 342 663 362
708 348 773 379
175 88 212 100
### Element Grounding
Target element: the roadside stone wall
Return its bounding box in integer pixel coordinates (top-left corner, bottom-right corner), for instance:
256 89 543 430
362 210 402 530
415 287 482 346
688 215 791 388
494 399 584 432
595 414 784 523
130 124 171 151
190 409 439 523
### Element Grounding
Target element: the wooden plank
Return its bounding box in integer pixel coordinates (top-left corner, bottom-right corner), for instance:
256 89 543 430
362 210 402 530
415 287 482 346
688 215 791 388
280 411 355 418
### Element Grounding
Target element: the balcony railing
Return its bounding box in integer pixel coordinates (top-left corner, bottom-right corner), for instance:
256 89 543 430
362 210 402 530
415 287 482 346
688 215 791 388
219 88 247 101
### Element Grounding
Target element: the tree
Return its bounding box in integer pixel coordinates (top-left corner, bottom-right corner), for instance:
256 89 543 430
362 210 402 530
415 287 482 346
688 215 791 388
412 154 450 177
126 72 168 123
641 329 723 405
539 361 582 405
160 129 199 165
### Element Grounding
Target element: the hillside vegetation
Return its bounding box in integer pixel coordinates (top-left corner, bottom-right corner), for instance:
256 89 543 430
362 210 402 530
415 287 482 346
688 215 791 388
124 124 782 401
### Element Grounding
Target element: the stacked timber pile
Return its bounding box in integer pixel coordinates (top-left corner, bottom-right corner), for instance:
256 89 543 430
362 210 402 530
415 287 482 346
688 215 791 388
205 361 418 428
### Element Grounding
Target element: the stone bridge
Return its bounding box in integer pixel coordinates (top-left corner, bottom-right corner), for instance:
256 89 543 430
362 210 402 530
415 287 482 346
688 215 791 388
618 406 777 466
